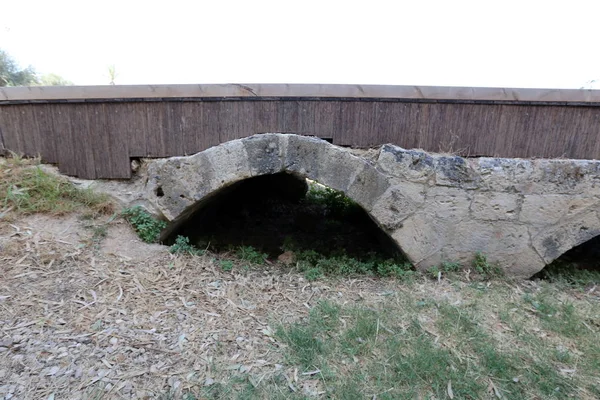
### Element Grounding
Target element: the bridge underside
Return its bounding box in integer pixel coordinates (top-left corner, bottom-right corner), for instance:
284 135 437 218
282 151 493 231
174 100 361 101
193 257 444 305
144 133 600 279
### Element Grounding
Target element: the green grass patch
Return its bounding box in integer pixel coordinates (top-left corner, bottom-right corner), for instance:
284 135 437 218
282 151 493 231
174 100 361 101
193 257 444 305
534 260 600 288
0 157 112 216
168 281 599 399
524 290 585 338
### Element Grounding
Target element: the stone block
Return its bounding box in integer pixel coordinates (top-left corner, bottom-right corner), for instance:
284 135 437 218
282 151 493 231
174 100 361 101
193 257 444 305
471 192 520 221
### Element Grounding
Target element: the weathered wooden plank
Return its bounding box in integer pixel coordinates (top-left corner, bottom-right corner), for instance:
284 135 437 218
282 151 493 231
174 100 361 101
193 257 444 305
567 107 600 159
70 104 96 179
103 103 132 178
34 104 59 164
219 101 256 143
0 105 43 157
0 105 24 155
337 102 379 147
144 103 167 158
163 102 185 156
179 102 214 155
50 104 78 176
85 103 130 179
15 106 42 157
279 101 300 133
199 102 224 151
297 101 339 140
254 101 280 134
376 102 422 150
0 107 4 154
87 103 111 178
118 102 148 157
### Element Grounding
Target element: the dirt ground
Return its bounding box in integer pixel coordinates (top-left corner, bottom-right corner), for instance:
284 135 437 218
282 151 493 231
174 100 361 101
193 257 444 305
1 214 599 399
0 214 400 399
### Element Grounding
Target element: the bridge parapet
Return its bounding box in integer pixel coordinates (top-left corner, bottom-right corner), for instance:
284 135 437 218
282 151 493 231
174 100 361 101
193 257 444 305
1 84 600 179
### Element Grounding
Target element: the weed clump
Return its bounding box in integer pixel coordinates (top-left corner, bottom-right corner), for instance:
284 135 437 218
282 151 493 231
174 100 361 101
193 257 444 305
220 260 234 271
293 249 413 281
1 157 112 216
169 235 204 256
473 252 503 279
533 260 600 288
236 245 268 265
121 206 166 243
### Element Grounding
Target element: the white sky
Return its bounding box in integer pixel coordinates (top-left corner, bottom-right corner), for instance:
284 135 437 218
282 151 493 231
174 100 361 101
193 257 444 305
1 0 599 88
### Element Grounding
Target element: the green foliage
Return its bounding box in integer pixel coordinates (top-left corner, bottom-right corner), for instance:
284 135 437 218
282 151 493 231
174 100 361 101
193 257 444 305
169 235 203 256
236 246 267 265
220 260 234 271
441 261 462 272
428 261 462 279
473 252 503 278
1 49 73 87
121 206 166 243
304 184 359 216
294 249 413 280
40 73 73 86
303 267 323 282
1 159 111 215
534 260 600 287
428 265 441 279
0 49 38 86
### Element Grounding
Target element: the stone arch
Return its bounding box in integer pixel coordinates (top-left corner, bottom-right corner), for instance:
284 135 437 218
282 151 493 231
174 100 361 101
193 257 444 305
142 132 600 279
532 208 600 266
145 133 413 259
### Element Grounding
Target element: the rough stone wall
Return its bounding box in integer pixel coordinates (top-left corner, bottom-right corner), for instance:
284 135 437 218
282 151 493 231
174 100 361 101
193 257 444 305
145 133 600 278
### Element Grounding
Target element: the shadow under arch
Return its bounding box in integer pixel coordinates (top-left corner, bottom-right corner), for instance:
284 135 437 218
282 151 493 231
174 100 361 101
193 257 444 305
162 171 403 259
147 133 408 260
532 209 600 271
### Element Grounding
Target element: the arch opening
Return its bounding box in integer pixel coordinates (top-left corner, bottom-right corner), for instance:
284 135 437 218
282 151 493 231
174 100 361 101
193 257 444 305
163 172 406 269
532 235 600 284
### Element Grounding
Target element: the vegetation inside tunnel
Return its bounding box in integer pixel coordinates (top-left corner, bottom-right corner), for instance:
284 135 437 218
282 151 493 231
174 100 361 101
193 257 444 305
532 235 600 285
165 172 411 278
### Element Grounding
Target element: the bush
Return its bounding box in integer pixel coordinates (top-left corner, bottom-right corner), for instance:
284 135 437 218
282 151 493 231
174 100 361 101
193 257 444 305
236 245 267 265
304 185 359 216
169 235 203 256
121 206 166 243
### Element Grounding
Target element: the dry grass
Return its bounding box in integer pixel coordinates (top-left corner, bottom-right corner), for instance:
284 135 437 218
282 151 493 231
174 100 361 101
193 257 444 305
0 215 349 398
0 214 598 399
0 155 113 219
0 156 599 399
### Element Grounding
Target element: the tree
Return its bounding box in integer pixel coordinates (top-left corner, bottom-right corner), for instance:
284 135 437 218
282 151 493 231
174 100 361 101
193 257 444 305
40 73 73 86
0 50 38 86
107 64 117 85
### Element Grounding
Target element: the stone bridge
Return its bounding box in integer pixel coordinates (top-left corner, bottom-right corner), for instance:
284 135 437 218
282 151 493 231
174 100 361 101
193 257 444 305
144 133 600 278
